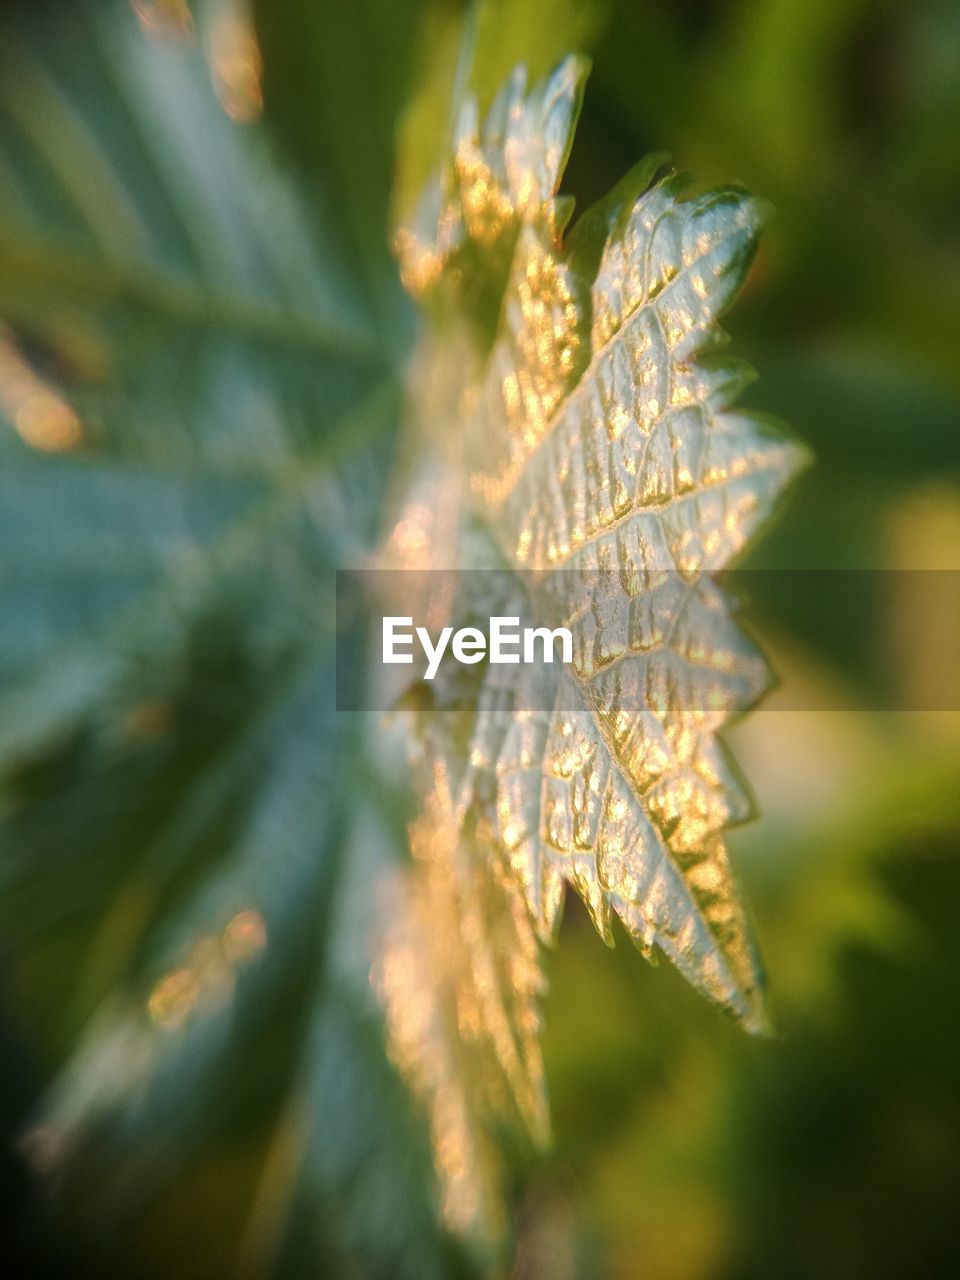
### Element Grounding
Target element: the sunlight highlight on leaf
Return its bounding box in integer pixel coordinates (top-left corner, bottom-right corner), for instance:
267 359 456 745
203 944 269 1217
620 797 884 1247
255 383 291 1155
0 328 84 452
131 0 194 39
395 57 585 314
207 3 264 123
380 49 807 1238
375 779 546 1242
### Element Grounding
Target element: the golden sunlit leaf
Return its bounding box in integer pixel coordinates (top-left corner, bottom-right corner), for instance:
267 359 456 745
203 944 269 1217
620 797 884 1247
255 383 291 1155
379 53 806 1239
374 783 547 1242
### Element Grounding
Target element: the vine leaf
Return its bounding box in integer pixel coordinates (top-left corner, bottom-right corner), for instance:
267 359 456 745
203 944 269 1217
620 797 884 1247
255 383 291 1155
375 783 547 1243
379 54 807 1239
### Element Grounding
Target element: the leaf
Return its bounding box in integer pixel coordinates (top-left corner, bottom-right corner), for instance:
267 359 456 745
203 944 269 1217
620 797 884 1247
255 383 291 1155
0 0 400 768
0 4 456 1275
391 0 600 236
252 0 424 342
375 795 546 1244
381 52 807 1233
0 0 386 468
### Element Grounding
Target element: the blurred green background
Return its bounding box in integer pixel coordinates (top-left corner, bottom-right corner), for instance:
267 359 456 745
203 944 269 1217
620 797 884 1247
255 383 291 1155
0 0 958 1277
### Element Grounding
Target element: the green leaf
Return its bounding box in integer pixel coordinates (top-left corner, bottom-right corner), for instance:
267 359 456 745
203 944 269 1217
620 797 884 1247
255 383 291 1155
0 0 388 468
0 4 453 1275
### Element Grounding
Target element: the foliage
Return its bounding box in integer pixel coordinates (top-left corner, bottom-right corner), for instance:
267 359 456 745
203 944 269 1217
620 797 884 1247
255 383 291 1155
378 51 803 1234
0 1 958 1278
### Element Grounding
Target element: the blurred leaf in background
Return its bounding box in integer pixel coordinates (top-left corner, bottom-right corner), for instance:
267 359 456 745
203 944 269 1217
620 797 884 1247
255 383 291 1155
0 1 958 1279
0 1 452 1276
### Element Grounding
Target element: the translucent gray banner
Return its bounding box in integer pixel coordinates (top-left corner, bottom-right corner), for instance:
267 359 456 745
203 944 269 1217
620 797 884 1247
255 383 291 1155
336 569 960 712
